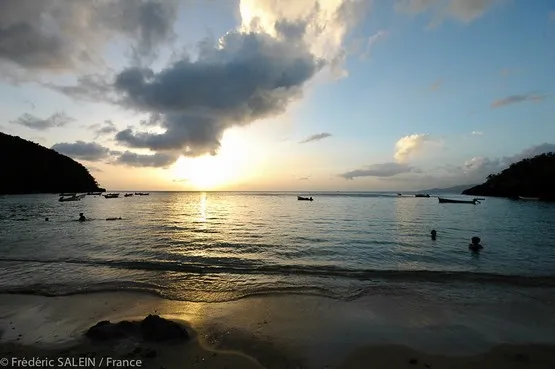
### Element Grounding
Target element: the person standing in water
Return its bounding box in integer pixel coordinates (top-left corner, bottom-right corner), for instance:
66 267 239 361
431 230 437 240
79 213 86 222
469 236 483 251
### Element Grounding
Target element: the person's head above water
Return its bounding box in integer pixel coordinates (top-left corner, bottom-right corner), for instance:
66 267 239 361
79 213 83 216
431 230 437 235
45 217 49 221
471 236 481 245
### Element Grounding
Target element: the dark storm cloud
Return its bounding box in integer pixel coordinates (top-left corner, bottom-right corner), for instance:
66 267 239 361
0 0 179 72
101 30 323 161
10 112 74 130
339 162 413 179
299 132 332 144
116 151 177 168
51 141 111 161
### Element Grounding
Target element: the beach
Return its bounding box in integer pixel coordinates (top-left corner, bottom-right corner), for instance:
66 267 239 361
2 291 555 368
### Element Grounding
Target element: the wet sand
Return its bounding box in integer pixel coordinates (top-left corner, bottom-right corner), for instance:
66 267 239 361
1 292 555 368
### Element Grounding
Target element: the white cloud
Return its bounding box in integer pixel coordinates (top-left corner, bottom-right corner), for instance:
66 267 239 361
471 131 483 135
394 133 435 162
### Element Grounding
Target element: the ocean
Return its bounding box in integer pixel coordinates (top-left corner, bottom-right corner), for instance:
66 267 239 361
1 192 555 303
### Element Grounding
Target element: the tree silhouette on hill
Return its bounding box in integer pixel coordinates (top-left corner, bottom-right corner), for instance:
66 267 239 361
463 152 555 201
0 132 105 194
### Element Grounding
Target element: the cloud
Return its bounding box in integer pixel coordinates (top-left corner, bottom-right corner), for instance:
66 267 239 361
360 30 388 59
471 131 483 135
51 141 111 161
46 0 367 167
394 134 434 162
505 143 555 164
89 120 118 139
299 177 310 181
116 151 177 168
0 0 180 75
430 79 443 91
56 24 347 163
300 132 332 144
395 0 502 25
10 112 74 130
398 142 555 189
340 162 413 179
491 93 546 108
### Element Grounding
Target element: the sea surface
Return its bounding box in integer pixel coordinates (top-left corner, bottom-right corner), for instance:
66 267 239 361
1 192 555 303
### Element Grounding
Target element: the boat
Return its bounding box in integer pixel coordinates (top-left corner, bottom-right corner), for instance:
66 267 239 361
124 193 134 197
397 193 402 196
415 194 430 198
103 193 120 199
59 195 80 202
134 192 150 196
518 196 539 201
87 192 102 196
438 197 480 204
60 192 76 197
297 196 313 201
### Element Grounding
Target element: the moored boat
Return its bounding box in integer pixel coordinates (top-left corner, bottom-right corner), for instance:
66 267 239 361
297 196 313 201
103 193 120 199
518 196 539 201
438 197 480 204
415 194 430 198
124 193 134 197
134 192 150 196
59 195 80 202
60 192 76 197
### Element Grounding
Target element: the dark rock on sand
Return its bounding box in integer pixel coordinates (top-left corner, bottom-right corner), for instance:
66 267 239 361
141 314 189 341
85 315 189 343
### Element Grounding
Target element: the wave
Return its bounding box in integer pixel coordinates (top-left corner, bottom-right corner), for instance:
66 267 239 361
2 257 555 287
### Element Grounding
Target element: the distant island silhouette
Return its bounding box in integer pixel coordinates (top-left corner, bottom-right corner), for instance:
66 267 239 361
0 132 105 194
462 152 555 201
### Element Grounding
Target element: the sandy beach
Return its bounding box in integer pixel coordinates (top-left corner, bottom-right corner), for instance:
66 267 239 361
1 291 555 368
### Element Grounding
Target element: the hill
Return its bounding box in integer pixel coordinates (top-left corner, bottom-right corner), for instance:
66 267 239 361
462 152 555 201
418 184 479 194
0 132 105 194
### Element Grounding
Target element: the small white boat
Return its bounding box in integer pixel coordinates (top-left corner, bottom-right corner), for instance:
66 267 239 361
518 196 539 201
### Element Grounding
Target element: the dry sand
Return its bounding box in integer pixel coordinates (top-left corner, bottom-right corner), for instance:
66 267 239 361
1 292 555 368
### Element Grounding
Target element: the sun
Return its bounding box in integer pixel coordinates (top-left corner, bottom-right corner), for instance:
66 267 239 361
170 130 251 190
172 155 233 190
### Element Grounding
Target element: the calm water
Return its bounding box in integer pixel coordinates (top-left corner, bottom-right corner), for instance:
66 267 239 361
1 192 555 302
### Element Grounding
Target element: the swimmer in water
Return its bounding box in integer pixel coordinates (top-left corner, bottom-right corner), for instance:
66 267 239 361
431 230 437 241
469 236 483 251
45 217 49 221
79 213 86 222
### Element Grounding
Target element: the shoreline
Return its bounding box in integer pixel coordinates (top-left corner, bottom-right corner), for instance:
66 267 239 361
2 292 555 368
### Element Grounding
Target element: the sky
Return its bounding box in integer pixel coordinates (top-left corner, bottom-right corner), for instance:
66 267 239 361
1 0 554 191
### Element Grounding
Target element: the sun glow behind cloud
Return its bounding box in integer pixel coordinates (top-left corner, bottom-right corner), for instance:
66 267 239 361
170 129 253 190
